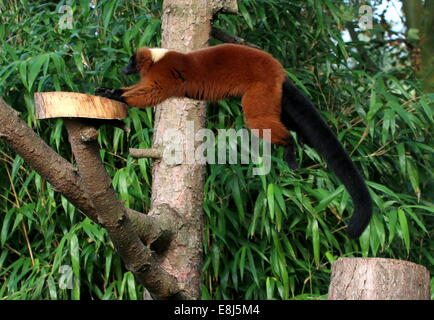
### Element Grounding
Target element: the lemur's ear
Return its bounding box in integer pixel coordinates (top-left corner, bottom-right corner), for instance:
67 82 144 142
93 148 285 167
128 48 169 77
121 55 137 75
134 48 155 76
149 48 169 63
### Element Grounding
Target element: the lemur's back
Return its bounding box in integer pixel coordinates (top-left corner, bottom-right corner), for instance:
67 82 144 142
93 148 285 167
96 43 374 239
182 44 286 101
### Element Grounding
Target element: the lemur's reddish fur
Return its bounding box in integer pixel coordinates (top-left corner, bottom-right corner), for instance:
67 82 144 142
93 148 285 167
120 44 290 145
95 43 373 239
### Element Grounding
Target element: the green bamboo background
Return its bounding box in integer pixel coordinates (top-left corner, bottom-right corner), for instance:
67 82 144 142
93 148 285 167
0 0 432 300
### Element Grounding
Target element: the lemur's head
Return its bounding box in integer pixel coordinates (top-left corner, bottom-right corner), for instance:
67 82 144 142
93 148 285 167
122 48 168 76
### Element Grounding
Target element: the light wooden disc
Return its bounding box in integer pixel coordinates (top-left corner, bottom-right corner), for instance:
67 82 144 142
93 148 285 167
34 92 128 120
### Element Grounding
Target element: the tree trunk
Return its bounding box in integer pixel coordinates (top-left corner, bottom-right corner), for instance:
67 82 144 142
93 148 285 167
402 0 434 92
147 0 237 299
328 258 431 300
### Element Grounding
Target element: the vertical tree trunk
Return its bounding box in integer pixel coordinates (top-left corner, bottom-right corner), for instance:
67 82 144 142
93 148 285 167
148 0 237 299
328 258 431 300
403 0 434 92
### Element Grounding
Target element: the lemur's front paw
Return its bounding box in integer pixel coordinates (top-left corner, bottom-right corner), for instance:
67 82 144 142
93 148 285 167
94 87 111 96
95 87 124 96
95 87 125 103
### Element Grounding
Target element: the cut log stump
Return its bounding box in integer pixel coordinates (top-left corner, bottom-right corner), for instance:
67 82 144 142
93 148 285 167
34 92 127 120
328 257 431 300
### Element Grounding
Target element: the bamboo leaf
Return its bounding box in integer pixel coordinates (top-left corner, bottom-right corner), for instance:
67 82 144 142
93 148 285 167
312 219 320 266
19 61 28 90
266 277 275 300
267 183 275 220
396 143 406 177
398 209 410 251
28 54 49 91
406 161 420 200
126 272 137 300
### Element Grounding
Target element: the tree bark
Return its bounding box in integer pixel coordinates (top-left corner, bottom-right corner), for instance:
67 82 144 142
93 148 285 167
403 0 434 92
1 0 239 299
0 98 100 222
147 0 237 299
0 97 171 245
1 95 181 297
64 119 182 298
211 27 260 49
328 258 431 300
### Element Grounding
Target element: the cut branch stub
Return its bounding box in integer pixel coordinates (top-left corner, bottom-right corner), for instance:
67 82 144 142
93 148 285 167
34 92 127 120
328 258 431 300
129 147 163 159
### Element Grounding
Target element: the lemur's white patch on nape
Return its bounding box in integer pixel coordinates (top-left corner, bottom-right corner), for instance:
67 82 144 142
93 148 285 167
150 48 168 62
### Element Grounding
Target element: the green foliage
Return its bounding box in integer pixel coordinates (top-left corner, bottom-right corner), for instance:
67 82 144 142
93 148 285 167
206 0 433 299
0 0 160 300
0 0 433 300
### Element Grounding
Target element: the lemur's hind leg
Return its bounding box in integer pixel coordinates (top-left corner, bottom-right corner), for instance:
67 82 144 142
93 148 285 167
284 139 299 170
241 83 291 146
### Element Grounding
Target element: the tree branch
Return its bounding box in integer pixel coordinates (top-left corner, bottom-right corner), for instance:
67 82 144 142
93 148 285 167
65 119 186 298
129 147 163 159
345 21 380 73
0 98 174 251
402 0 423 30
0 98 99 222
211 27 260 49
0 98 184 298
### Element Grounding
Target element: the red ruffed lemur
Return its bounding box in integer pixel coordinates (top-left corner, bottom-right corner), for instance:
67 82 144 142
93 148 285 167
96 43 372 238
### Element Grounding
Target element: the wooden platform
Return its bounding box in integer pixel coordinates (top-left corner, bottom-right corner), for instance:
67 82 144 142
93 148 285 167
34 92 127 120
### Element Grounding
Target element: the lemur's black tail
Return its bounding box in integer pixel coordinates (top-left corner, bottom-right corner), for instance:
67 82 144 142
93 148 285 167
280 77 372 238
